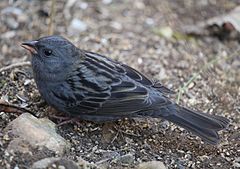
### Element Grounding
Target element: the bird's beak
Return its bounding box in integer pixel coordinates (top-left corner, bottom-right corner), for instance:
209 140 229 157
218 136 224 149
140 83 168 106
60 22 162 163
21 40 38 54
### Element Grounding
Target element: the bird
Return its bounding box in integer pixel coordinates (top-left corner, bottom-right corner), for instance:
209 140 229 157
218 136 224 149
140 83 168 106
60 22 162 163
21 35 229 145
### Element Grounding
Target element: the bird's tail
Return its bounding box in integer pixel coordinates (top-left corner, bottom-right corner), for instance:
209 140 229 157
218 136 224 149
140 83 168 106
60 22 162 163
156 104 230 144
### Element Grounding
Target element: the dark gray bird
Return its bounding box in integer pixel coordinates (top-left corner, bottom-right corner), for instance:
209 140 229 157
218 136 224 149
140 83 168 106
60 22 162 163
21 35 229 144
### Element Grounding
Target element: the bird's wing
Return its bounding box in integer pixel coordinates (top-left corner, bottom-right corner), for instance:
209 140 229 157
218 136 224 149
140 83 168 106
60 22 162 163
119 63 175 94
52 51 171 117
86 51 174 94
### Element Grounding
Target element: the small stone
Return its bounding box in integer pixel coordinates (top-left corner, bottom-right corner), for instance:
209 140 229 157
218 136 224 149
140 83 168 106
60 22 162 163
1 7 23 15
14 165 19 169
58 166 66 169
110 21 122 30
4 113 69 155
134 1 145 9
2 44 8 54
24 79 32 86
235 157 240 162
31 158 80 169
176 60 190 69
79 2 88 9
154 27 173 39
233 162 240 168
145 18 155 26
2 31 16 39
77 157 98 169
138 58 143 64
102 0 112 4
160 120 170 130
138 161 166 169
116 153 135 165
6 17 19 29
68 18 87 35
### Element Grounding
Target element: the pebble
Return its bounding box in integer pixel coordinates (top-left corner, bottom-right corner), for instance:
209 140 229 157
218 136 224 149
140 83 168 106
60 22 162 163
31 158 80 169
2 6 28 29
14 165 19 169
145 18 155 26
1 7 23 15
2 31 16 39
233 162 240 168
176 60 190 69
115 153 135 165
68 18 87 35
4 113 69 155
138 161 166 169
77 157 98 169
79 2 88 9
155 27 173 39
110 21 122 31
102 0 112 4
6 17 19 29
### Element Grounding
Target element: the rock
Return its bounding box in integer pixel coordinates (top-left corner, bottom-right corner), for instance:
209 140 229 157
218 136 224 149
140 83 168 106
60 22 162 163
68 18 87 35
31 157 79 169
138 161 166 169
77 157 98 169
2 6 28 28
233 162 240 168
5 17 19 29
102 0 112 4
110 21 122 31
145 18 155 26
4 113 69 155
153 27 173 39
176 60 190 69
115 153 135 165
79 2 88 9
1 7 23 15
2 31 16 39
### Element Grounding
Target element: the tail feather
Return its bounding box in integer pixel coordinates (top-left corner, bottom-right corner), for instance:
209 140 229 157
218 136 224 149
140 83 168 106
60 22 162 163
158 104 230 144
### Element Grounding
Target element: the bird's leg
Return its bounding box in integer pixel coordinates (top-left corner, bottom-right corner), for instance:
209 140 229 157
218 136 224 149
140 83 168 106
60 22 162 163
55 117 82 126
49 114 83 126
46 107 79 125
49 114 71 121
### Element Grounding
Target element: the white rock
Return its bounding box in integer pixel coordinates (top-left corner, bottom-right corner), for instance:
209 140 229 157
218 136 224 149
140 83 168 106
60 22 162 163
116 153 135 165
2 31 16 39
102 0 112 4
6 17 19 29
1 7 23 15
138 161 166 169
79 2 88 9
4 113 69 155
110 21 122 30
68 18 87 35
145 18 155 26
233 162 240 168
31 158 80 169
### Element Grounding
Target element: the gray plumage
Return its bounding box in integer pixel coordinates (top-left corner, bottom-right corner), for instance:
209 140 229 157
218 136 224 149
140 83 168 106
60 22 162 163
21 35 229 144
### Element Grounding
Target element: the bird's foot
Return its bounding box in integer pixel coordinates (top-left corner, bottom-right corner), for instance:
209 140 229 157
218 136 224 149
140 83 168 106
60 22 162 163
49 114 82 126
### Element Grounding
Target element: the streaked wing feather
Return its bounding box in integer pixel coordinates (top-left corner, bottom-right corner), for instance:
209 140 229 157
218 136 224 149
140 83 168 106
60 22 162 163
120 63 174 94
55 51 171 117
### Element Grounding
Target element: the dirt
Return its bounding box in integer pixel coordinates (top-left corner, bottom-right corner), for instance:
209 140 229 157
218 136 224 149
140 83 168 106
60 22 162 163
0 0 239 169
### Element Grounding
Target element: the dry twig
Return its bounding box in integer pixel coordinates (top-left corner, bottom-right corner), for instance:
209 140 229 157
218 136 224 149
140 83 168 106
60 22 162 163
0 102 36 117
48 0 56 35
0 61 31 72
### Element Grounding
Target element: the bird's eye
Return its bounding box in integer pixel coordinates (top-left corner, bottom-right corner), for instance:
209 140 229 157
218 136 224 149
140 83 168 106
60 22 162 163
44 49 52 56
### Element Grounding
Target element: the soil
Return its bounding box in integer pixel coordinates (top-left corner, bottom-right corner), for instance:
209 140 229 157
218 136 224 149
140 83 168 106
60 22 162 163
0 0 239 169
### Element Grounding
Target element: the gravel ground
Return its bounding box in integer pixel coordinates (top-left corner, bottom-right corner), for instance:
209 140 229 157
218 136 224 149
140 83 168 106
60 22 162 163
0 0 239 168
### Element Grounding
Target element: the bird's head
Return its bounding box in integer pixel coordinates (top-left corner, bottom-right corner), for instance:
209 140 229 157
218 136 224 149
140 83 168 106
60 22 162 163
21 35 79 80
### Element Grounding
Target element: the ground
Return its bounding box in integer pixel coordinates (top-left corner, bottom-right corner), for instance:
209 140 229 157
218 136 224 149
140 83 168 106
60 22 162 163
0 0 239 169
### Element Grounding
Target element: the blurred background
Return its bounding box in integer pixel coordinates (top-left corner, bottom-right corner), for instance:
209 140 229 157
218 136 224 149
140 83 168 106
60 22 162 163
0 0 239 169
